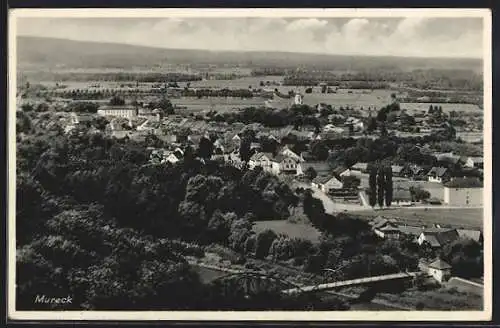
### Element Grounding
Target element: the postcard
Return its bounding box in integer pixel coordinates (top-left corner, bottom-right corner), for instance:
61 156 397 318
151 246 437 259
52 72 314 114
7 8 492 321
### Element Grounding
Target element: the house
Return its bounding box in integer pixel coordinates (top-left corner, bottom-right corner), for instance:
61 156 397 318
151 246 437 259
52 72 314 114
97 105 137 119
457 229 483 243
465 156 484 169
427 167 450 183
375 225 401 239
344 117 364 131
443 178 483 206
250 151 301 175
312 175 343 193
371 217 400 239
427 259 452 283
273 154 299 174
417 228 459 248
397 225 424 238
296 162 331 177
249 152 274 169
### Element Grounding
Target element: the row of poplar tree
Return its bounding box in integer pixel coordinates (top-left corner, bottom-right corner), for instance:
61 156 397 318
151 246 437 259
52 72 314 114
368 164 393 208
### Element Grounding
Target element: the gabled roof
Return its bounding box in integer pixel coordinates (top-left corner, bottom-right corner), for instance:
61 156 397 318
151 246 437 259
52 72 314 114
427 167 448 177
428 259 452 270
312 175 340 185
397 225 424 236
333 165 349 176
250 152 273 162
379 225 400 232
422 228 459 247
299 162 331 174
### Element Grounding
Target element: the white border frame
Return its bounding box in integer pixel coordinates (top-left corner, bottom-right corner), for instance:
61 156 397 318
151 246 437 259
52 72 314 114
7 8 493 322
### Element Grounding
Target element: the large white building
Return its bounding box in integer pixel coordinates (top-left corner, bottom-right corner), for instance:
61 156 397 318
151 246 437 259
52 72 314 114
97 105 138 119
443 178 483 206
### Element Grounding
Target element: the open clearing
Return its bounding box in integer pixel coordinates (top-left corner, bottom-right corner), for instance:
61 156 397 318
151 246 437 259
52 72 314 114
350 207 483 230
252 220 322 243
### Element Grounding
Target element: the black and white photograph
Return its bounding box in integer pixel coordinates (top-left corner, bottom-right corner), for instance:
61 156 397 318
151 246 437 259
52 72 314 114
7 8 492 321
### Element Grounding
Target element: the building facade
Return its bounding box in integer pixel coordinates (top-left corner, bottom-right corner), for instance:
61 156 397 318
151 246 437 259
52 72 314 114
444 186 483 206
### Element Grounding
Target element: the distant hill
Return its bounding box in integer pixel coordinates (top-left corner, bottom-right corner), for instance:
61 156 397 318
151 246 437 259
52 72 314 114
17 36 483 73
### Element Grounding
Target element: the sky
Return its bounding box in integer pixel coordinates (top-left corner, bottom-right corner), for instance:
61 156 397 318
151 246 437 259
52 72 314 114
16 16 484 58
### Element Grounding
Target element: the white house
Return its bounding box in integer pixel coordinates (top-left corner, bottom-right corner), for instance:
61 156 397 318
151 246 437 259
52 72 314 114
249 152 280 175
427 259 452 283
427 167 450 183
443 178 483 206
275 155 299 174
371 218 401 239
312 175 343 193
294 94 304 105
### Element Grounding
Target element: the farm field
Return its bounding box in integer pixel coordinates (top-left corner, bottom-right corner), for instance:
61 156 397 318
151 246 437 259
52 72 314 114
171 96 265 113
350 207 483 230
252 220 322 244
185 75 282 89
400 102 482 113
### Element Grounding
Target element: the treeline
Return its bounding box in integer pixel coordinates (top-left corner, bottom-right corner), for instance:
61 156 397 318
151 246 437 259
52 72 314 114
281 69 482 92
180 88 254 98
23 72 203 83
251 67 288 76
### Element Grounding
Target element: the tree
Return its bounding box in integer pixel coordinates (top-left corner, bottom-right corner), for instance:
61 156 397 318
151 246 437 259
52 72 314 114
377 166 385 208
21 103 34 112
342 175 360 190
157 97 175 115
305 167 317 181
228 218 253 252
310 141 329 161
255 229 278 259
366 117 377 133
384 165 393 207
197 137 214 160
409 186 431 202
207 211 235 244
109 95 125 106
368 166 377 207
239 138 252 163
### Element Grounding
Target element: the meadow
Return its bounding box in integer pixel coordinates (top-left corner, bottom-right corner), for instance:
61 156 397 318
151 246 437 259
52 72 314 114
252 220 322 244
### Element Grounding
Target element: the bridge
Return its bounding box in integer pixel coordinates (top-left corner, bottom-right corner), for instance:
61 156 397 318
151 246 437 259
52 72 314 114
281 272 419 295
191 261 419 296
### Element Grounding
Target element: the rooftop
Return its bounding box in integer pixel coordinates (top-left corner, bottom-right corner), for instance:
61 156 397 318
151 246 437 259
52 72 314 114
428 259 452 270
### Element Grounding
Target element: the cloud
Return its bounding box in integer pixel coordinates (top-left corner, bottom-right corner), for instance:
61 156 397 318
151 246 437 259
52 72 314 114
16 16 484 58
286 18 328 31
